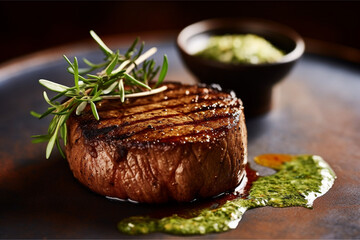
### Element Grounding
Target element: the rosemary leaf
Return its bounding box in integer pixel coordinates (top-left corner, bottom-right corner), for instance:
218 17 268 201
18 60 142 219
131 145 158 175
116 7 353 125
48 115 59 135
103 80 118 94
83 58 97 67
76 101 87 115
60 123 67 146
156 55 168 87
124 73 151 90
86 74 102 80
43 91 57 107
46 124 59 159
90 30 114 57
73 57 80 94
112 60 130 75
30 111 42 118
135 42 145 59
39 79 69 92
92 96 102 102
119 79 125 102
39 107 57 119
31 134 51 143
90 101 100 120
105 53 119 76
68 67 94 75
63 55 74 69
56 138 66 159
125 37 139 58
50 91 66 101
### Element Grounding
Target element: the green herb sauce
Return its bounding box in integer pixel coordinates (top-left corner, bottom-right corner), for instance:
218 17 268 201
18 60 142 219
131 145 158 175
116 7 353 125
117 155 336 235
195 34 285 64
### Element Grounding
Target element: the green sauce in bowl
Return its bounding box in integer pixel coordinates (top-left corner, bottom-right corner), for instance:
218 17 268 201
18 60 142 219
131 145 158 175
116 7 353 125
195 34 285 64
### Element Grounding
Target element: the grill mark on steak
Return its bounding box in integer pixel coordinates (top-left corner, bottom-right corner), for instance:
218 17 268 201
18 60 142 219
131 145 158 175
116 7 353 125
81 96 240 140
98 95 231 120
111 114 236 142
101 100 240 128
98 91 212 110
158 125 230 143
108 84 224 109
75 82 242 148
80 87 242 140
83 112 238 142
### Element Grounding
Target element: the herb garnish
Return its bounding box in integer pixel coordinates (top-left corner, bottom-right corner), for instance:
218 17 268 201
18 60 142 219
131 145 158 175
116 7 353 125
31 30 168 159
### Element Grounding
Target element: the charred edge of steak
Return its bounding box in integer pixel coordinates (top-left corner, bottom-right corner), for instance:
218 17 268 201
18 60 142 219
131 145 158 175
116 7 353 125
82 126 118 140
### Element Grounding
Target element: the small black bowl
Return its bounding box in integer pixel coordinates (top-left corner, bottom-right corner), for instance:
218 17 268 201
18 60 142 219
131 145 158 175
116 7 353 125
177 18 305 117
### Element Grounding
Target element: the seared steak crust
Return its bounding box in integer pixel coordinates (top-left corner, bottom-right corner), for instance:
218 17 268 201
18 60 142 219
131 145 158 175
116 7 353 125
66 83 247 203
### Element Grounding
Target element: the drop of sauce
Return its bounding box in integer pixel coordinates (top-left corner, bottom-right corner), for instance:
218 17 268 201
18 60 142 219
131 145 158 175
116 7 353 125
254 153 293 170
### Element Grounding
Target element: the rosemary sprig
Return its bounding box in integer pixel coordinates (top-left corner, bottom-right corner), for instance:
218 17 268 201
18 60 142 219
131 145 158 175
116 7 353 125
31 30 169 159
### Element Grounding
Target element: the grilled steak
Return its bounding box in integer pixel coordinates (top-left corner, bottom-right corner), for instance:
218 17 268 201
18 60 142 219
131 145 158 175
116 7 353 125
65 82 247 203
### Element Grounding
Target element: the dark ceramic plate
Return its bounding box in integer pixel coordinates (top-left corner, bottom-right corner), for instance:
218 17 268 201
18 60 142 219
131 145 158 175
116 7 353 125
0 33 359 238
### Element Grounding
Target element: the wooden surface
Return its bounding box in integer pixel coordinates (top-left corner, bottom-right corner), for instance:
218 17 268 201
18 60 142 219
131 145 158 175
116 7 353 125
0 34 359 238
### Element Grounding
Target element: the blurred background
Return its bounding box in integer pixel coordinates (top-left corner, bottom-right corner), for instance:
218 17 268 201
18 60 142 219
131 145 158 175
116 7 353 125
0 1 359 64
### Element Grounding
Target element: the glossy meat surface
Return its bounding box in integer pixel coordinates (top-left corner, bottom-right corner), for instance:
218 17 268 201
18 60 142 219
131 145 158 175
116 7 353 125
66 83 247 203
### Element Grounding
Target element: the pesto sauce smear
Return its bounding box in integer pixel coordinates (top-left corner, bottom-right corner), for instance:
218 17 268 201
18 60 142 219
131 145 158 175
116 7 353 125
195 34 284 64
117 155 336 235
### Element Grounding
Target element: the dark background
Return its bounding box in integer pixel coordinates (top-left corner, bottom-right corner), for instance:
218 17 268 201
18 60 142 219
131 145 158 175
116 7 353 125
0 1 359 64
